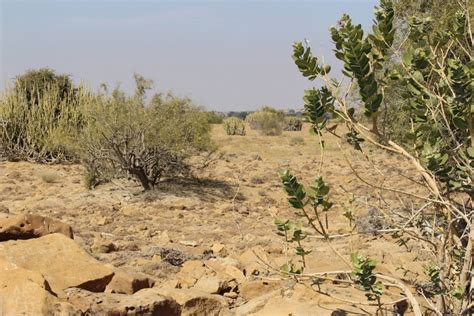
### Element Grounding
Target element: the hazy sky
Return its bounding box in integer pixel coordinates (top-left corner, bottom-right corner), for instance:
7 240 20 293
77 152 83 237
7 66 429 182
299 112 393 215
1 0 377 111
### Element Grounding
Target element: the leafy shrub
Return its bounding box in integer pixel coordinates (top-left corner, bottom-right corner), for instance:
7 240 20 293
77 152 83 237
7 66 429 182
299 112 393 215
223 117 246 135
14 68 75 107
0 82 83 162
246 107 284 136
277 0 472 313
283 116 303 131
78 78 215 190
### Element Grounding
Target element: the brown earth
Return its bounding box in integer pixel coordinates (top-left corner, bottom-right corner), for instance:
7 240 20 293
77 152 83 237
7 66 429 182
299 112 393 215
0 124 430 315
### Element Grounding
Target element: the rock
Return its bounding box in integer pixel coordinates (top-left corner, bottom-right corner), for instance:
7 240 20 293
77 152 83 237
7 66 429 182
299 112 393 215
62 287 181 315
233 290 280 315
91 238 117 253
105 270 155 294
178 260 207 281
238 246 268 277
0 258 79 315
0 233 114 294
152 287 229 315
223 291 238 299
0 213 73 241
240 280 282 301
193 275 229 294
205 259 246 284
212 242 229 257
180 240 198 247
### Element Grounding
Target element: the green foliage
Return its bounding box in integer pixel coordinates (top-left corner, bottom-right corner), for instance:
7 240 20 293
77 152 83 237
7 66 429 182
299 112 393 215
284 0 472 312
14 68 75 107
351 252 384 301
0 81 83 162
79 81 214 190
223 117 246 136
246 107 285 136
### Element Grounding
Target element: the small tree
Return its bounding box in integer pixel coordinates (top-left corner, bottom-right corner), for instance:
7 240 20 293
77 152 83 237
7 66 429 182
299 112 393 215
79 76 214 190
276 0 472 314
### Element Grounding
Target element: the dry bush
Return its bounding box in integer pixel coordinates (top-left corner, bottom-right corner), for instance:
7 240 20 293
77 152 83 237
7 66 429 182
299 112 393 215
246 107 285 136
78 79 215 190
223 117 246 135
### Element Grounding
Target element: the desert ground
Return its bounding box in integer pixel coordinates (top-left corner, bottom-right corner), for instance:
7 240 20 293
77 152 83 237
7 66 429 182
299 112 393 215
0 124 429 315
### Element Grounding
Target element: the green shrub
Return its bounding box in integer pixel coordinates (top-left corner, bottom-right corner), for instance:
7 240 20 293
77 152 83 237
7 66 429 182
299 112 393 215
246 107 284 136
283 116 303 131
0 83 83 162
280 0 473 313
223 117 246 135
14 68 75 107
78 78 215 190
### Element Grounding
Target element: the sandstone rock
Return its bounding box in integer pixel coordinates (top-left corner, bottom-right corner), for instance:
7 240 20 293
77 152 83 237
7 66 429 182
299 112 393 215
178 260 207 280
233 290 280 315
91 238 117 253
62 287 181 315
0 233 114 294
151 287 229 316
240 280 282 301
0 259 79 315
205 259 246 284
212 242 229 257
193 275 229 295
0 213 73 241
105 270 155 294
238 246 268 277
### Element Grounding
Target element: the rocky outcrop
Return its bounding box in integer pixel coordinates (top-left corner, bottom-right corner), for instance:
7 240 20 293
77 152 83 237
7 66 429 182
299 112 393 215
105 270 155 294
0 259 79 315
0 233 114 294
61 288 182 315
0 213 73 241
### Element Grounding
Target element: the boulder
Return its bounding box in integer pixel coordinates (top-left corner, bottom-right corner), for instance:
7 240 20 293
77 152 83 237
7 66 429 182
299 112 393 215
240 280 282 301
233 290 280 315
0 259 79 315
238 246 268 277
105 270 155 295
91 238 117 253
0 213 73 241
193 275 229 295
0 233 114 294
211 242 229 257
62 287 181 315
151 287 229 316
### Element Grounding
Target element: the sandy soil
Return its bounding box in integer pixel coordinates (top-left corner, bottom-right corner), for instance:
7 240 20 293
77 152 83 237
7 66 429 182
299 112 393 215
0 124 430 314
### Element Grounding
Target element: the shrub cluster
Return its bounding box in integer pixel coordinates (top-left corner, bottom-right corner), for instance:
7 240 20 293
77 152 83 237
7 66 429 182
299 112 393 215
0 70 214 190
0 69 82 162
246 107 285 136
223 117 246 136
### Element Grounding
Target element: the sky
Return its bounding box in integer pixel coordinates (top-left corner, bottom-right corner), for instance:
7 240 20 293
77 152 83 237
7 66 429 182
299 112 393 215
1 0 378 111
